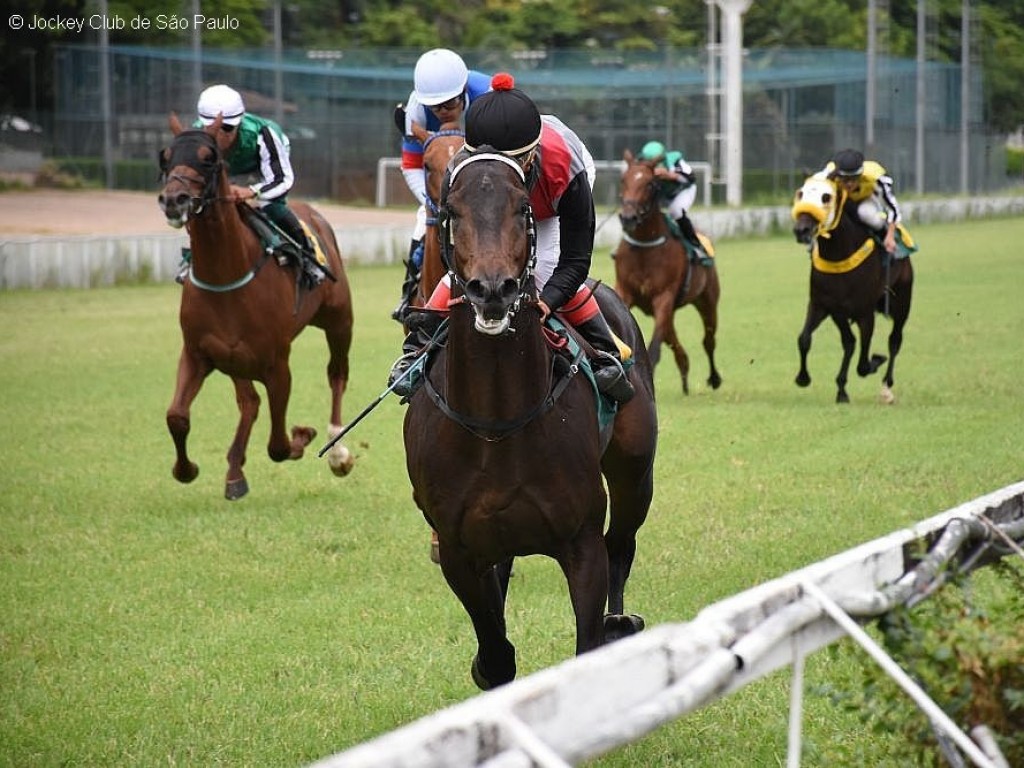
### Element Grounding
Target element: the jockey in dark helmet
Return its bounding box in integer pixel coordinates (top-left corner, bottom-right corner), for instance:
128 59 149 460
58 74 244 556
388 72 635 405
822 148 905 258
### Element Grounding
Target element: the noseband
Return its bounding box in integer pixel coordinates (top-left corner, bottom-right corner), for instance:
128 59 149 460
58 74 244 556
439 150 538 329
159 129 223 216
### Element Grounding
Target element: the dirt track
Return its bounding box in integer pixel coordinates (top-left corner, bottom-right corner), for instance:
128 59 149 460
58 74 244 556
0 189 408 236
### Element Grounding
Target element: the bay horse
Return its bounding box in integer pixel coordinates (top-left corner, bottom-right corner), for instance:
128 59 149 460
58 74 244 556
408 120 464 308
403 147 658 689
791 174 914 404
158 113 355 499
613 149 722 395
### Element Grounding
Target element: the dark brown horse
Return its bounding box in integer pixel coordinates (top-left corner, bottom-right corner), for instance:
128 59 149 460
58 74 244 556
613 149 722 395
158 114 355 499
408 120 464 307
791 175 914 403
403 148 658 689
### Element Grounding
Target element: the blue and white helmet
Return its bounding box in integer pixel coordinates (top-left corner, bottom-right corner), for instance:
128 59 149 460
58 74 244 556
413 49 469 106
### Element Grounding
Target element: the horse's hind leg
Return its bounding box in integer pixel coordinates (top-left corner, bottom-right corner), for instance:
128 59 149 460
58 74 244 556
602 458 652 642
438 546 516 690
693 278 722 389
323 317 354 477
881 272 913 400
559 525 611 654
855 313 883 377
224 378 260 500
167 349 211 487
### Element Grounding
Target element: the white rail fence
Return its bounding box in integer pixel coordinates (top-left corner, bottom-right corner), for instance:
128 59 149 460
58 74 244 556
311 481 1024 768
375 157 714 210
3 195 1024 290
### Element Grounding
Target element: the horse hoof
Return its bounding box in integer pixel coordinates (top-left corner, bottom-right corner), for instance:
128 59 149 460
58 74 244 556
795 373 811 388
708 373 722 390
289 426 317 459
327 444 355 477
471 653 514 691
225 477 249 500
604 613 645 642
836 392 850 404
173 461 199 484
879 386 896 405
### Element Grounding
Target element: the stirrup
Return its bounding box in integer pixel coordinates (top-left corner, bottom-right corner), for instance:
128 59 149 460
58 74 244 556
388 353 422 398
593 353 635 405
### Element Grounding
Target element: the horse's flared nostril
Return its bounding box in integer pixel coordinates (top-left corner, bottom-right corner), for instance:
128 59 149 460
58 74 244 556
175 192 190 208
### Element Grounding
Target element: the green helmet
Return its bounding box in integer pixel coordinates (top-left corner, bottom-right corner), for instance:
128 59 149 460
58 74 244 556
639 141 666 162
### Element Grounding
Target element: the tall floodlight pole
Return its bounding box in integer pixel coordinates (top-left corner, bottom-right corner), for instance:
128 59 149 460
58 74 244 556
866 0 877 152
192 0 202 97
915 0 926 195
960 0 970 194
98 0 114 188
715 0 751 206
273 0 284 126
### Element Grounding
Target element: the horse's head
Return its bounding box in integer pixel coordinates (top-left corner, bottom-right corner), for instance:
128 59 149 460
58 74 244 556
411 120 465 216
618 149 660 234
791 174 843 244
157 113 225 228
441 147 536 336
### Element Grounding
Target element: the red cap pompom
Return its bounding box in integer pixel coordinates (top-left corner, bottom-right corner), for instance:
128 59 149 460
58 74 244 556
491 73 515 91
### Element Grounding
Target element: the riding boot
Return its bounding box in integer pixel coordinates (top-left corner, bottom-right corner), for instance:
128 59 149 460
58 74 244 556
388 310 445 398
391 240 423 323
675 214 706 260
574 315 636 404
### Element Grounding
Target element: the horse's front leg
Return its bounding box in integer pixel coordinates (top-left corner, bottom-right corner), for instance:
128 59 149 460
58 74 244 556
167 348 211 486
438 543 516 690
653 292 689 395
832 315 857 404
264 362 315 461
795 302 827 388
224 378 260 500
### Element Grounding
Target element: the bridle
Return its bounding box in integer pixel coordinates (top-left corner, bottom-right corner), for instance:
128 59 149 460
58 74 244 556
421 128 465 228
158 129 225 217
439 149 538 332
159 129 271 292
620 164 665 247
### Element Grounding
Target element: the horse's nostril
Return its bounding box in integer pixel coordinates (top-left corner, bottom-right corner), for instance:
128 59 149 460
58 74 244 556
175 193 190 207
499 278 519 302
464 278 486 303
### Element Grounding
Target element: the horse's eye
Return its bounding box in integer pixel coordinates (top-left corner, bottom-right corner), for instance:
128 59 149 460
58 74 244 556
796 190 803 200
822 193 832 204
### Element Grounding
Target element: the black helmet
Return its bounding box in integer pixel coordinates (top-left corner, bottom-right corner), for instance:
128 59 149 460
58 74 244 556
465 73 542 157
833 148 865 178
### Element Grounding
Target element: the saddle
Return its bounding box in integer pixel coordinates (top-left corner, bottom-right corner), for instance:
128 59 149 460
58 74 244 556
664 214 716 267
240 205 334 289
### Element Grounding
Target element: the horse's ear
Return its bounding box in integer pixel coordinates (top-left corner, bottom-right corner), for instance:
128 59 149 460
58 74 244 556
169 112 183 136
623 148 634 163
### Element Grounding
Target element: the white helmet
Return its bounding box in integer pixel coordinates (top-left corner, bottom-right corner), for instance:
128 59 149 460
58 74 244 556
413 48 469 106
197 84 245 126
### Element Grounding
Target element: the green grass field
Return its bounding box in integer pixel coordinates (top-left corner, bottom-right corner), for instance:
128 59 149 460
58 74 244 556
2 216 1022 766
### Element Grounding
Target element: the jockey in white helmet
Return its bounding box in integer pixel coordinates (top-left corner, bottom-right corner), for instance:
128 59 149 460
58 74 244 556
390 49 492 323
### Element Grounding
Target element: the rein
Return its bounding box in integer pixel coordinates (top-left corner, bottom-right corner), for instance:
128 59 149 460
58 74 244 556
422 128 465 227
422 338 584 442
425 149 583 440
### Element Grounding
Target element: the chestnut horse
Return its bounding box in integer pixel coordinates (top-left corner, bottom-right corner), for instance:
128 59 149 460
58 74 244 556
791 175 914 404
158 114 355 499
403 148 658 689
408 120 464 307
613 149 722 396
